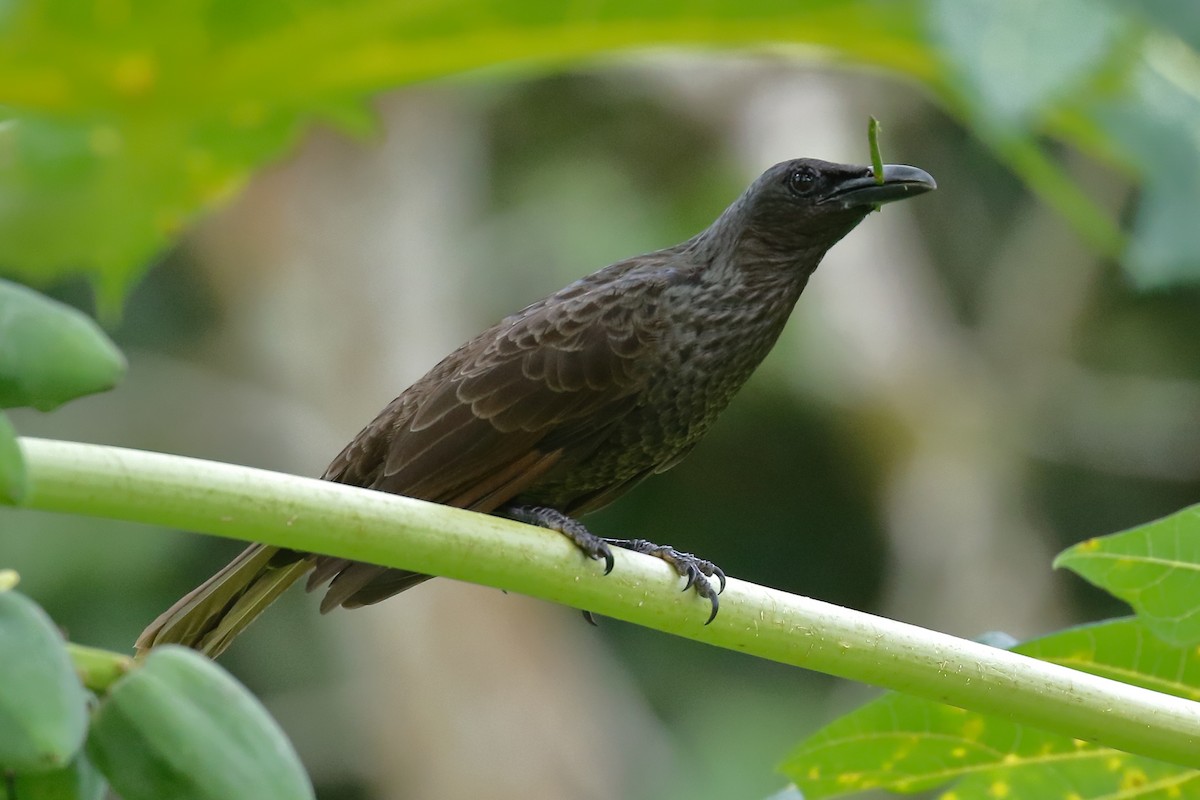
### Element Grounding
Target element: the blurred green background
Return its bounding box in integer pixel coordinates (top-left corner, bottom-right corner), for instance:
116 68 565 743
3 1 1200 798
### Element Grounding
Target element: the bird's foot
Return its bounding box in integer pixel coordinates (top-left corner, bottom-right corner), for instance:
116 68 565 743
502 506 725 625
604 538 725 624
502 505 614 574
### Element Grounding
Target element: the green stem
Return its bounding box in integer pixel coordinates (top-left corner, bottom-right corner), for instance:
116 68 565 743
12 437 1200 768
66 642 134 694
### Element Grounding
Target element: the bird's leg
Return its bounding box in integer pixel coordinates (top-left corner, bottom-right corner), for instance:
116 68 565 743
603 538 725 624
501 505 614 574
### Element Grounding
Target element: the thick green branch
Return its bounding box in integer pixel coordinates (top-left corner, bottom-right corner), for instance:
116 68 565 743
12 437 1200 768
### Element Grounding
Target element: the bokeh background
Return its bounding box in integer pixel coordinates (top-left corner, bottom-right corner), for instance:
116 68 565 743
3 2 1200 799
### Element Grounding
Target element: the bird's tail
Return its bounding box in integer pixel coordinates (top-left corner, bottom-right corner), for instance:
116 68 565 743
135 544 312 659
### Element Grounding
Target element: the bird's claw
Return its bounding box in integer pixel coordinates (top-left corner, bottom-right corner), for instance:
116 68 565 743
501 506 725 625
585 539 615 575
503 505 613 573
605 538 725 625
566 524 613 575
713 565 727 595
677 559 726 596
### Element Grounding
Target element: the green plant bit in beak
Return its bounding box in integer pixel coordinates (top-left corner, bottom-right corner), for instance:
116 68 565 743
868 116 884 211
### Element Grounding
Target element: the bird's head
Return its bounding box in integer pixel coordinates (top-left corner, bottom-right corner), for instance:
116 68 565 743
729 158 936 260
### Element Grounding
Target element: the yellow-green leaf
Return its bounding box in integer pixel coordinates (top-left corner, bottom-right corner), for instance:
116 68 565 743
1056 504 1200 646
0 0 932 301
780 619 1199 800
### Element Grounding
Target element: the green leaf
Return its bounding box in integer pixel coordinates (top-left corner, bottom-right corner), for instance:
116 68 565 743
780 619 1200 800
926 0 1200 285
0 410 26 504
1018 618 1200 702
929 0 1123 131
1125 0 1200 52
0 279 126 411
0 0 933 302
943 756 1198 800
3 1 1199 301
1091 59 1200 289
1055 504 1200 646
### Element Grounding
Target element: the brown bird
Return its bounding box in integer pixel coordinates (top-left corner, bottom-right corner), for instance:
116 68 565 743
137 157 935 658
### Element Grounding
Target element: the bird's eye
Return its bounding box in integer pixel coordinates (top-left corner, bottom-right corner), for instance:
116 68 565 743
787 167 819 197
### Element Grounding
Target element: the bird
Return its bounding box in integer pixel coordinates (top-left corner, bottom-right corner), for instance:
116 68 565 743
136 157 935 658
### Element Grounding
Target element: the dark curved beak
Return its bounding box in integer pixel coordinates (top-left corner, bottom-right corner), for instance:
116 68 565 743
820 164 937 209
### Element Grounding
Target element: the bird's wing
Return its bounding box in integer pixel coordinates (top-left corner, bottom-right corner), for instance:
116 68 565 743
324 273 663 510
313 271 666 610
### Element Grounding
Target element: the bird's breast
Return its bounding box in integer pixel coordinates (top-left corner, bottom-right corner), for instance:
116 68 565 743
525 272 808 511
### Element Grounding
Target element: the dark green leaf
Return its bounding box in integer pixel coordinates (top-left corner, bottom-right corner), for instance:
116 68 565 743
0 279 126 411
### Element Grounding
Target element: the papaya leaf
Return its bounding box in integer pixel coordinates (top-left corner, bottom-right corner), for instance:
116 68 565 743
780 618 1200 799
1056 504 1200 647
